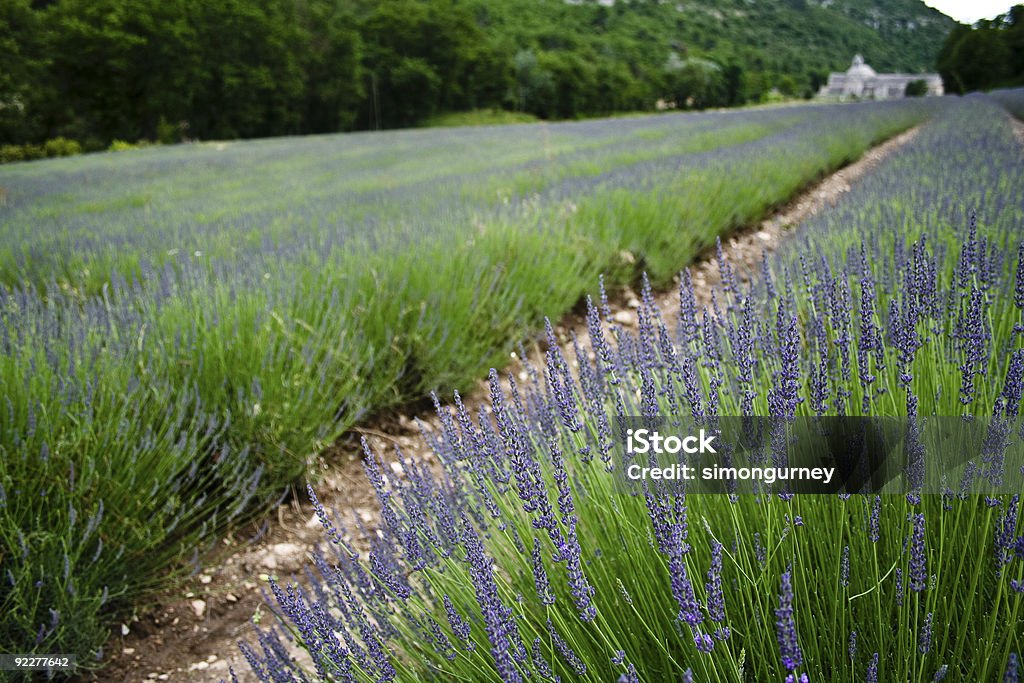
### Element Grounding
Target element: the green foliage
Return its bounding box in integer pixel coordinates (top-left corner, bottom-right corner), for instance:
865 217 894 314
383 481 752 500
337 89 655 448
938 6 1024 93
0 0 953 145
360 0 506 128
422 109 539 127
905 78 929 97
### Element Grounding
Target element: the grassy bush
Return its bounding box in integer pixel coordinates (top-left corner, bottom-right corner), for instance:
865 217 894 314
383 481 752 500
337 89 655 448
243 97 1022 681
1 138 82 164
422 109 541 127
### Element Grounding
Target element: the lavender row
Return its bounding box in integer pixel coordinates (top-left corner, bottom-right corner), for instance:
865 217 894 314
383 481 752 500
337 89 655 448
242 97 1023 680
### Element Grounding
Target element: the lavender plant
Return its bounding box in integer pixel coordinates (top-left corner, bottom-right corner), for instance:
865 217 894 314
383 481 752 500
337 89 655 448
0 99 932 672
244 96 1023 681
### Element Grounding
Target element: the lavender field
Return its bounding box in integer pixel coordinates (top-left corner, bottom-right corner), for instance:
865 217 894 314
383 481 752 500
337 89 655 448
0 93 1017 680
242 94 1024 682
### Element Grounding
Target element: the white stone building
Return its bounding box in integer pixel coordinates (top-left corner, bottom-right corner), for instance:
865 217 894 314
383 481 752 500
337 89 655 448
818 55 943 99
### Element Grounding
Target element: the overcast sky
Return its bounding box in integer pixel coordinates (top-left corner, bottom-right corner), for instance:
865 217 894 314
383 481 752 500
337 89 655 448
922 0 1017 23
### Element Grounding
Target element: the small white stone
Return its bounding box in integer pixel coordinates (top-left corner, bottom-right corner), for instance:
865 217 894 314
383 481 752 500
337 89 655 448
613 310 636 326
198 574 212 584
122 648 135 655
191 599 206 619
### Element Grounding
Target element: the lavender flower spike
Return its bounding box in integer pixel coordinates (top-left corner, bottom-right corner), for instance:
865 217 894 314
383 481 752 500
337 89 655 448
776 566 803 672
866 652 880 683
1005 652 1019 683
909 513 927 592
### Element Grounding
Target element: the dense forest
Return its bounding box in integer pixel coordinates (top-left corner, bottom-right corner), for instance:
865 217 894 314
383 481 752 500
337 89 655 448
1 0 955 146
937 5 1024 93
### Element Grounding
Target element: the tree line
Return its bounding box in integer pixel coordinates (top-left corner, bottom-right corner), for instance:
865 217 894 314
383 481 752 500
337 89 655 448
937 5 1024 94
1 0 953 147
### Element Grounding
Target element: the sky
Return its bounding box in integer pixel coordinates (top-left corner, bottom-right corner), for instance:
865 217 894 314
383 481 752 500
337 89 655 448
922 0 1017 23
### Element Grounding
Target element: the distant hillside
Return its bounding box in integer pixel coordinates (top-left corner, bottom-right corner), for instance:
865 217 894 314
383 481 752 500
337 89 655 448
462 0 956 99
0 0 957 146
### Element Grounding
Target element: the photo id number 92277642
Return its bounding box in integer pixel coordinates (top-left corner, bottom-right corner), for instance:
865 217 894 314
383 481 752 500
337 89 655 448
0 654 77 671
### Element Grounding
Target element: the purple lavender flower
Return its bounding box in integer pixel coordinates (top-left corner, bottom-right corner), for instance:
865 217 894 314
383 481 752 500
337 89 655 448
849 630 857 659
611 649 626 665
995 496 1020 573
369 550 411 600
547 618 586 676
957 211 979 291
693 629 714 653
895 568 905 606
531 538 555 605
768 299 802 419
1000 350 1024 419
530 638 552 678
560 519 597 622
669 551 702 628
868 495 881 543
463 521 523 683
909 513 927 592
683 669 694 683
706 540 727 627
443 595 474 650
866 652 880 683
841 545 850 587
776 566 803 672
934 664 948 681
957 287 990 405
785 674 810 683
857 246 879 412
1005 652 1019 683
918 612 933 654
677 269 700 348
428 618 457 661
716 236 737 296
617 663 640 683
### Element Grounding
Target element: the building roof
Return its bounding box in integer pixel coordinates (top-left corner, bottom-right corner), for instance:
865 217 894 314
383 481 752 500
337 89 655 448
846 54 877 79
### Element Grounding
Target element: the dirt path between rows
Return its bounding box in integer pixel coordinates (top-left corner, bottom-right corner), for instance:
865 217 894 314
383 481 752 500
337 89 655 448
94 124 921 683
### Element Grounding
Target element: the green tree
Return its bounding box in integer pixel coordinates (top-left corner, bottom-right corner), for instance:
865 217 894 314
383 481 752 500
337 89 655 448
937 10 1024 94
188 0 305 139
0 0 49 144
361 0 507 128
904 79 928 97
664 55 727 109
297 0 364 134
